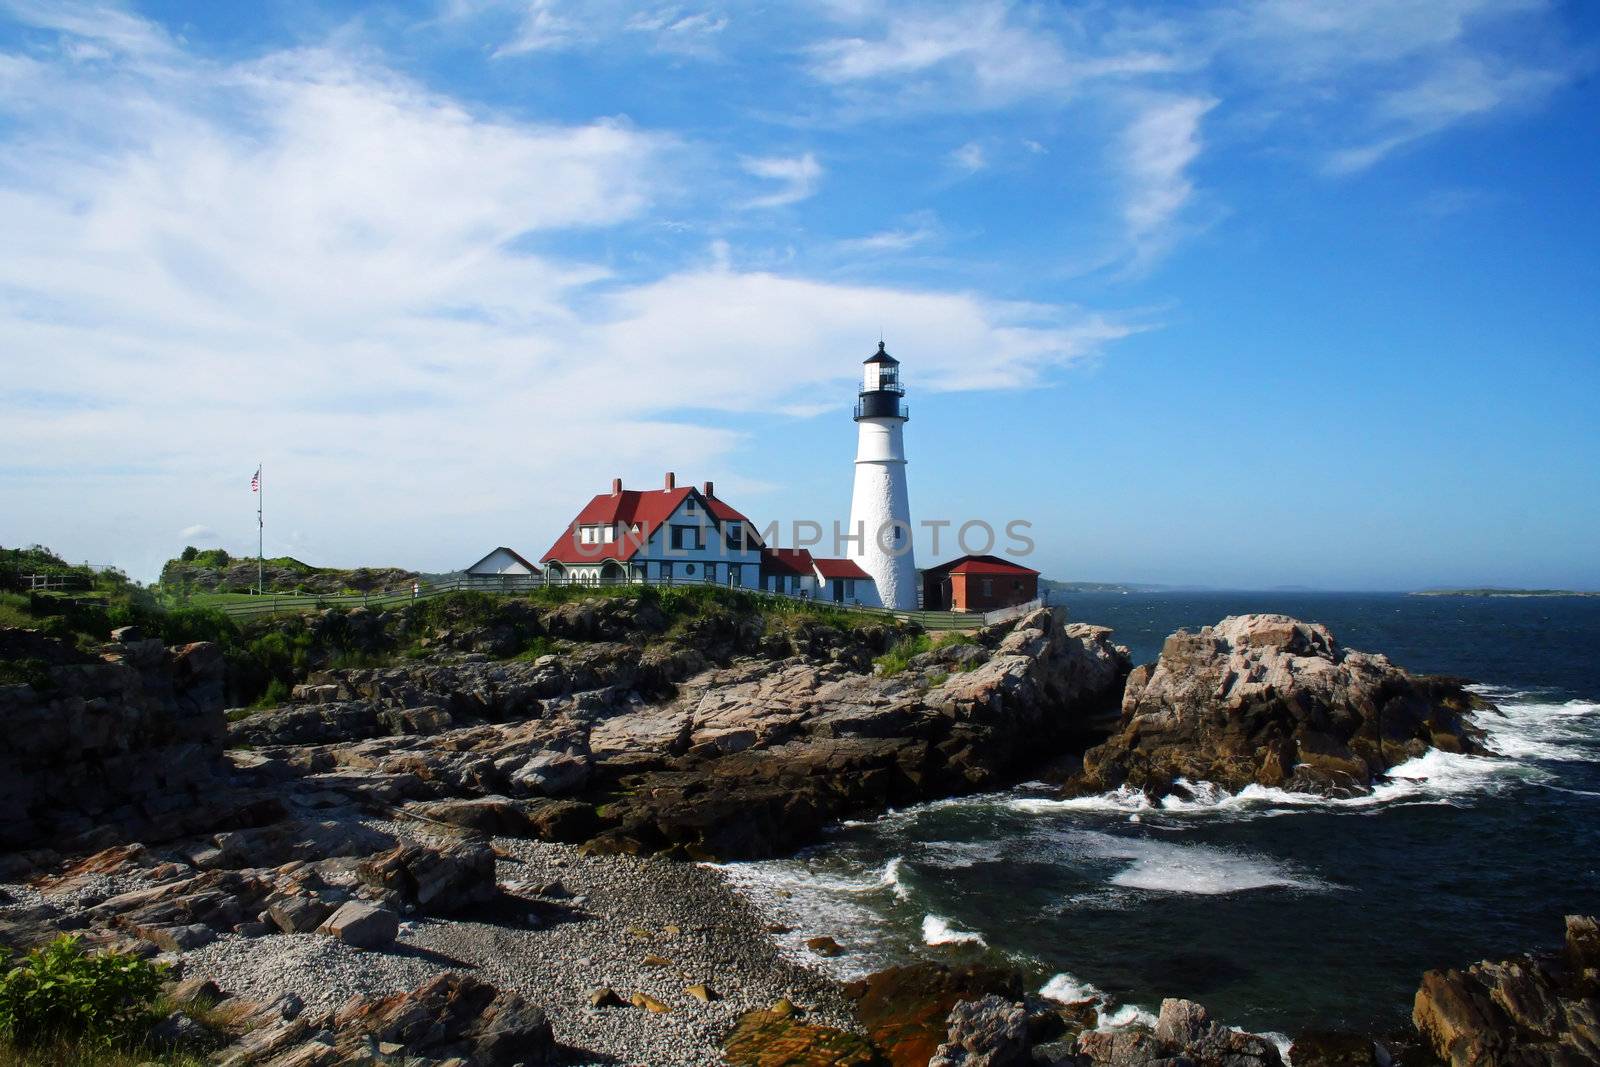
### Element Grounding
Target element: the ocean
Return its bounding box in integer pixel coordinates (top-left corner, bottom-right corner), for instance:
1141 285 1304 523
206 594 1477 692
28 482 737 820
715 592 1600 1041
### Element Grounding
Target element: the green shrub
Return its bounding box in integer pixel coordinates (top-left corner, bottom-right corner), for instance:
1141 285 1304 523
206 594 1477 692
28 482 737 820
512 636 558 661
874 633 932 675
0 937 166 1047
156 607 237 647
253 678 291 708
0 592 33 629
0 658 55 691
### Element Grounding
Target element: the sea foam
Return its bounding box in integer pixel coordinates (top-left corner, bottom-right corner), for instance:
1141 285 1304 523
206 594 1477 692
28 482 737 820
1008 690 1598 822
921 914 987 946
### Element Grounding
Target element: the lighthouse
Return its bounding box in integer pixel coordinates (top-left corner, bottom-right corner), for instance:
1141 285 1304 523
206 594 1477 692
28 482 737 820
848 341 918 609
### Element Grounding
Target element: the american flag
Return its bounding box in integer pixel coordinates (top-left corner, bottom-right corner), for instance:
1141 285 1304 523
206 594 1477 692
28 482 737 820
251 467 260 493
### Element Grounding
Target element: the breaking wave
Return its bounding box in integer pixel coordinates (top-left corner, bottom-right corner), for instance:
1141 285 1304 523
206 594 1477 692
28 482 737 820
1011 689 1597 821
921 914 987 946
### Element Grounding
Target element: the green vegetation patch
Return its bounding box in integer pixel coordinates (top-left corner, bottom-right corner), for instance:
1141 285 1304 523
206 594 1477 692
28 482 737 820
0 937 167 1049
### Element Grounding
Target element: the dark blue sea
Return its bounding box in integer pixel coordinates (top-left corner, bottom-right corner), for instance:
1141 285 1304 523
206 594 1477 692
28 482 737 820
716 593 1600 1044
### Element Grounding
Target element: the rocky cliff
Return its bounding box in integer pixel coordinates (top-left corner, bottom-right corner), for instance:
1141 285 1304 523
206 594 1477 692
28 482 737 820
227 605 1128 861
0 626 228 851
1413 915 1600 1066
1069 613 1489 799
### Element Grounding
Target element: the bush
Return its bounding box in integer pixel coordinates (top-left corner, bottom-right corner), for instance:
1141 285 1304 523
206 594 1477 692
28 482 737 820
0 592 33 630
0 937 166 1047
252 677 291 708
156 607 237 648
874 633 932 675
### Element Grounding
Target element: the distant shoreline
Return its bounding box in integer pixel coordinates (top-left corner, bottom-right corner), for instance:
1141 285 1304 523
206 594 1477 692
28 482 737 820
1410 589 1600 598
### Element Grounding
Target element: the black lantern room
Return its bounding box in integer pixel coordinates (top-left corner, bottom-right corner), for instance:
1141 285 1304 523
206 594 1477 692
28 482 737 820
854 341 908 421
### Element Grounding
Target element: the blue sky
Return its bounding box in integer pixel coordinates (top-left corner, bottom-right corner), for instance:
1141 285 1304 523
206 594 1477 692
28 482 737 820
1 0 1597 589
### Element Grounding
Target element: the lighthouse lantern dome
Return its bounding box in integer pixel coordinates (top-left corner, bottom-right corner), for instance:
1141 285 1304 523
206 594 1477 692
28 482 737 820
862 341 903 395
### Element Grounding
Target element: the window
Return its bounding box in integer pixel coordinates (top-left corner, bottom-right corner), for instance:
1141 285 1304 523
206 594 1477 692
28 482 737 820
1013 579 1023 591
705 563 719 583
725 525 746 551
579 525 602 545
684 498 698 513
602 526 615 543
981 578 993 597
670 525 703 550
685 563 697 575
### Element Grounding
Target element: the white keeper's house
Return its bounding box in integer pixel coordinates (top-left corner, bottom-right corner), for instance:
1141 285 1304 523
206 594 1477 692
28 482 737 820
539 473 879 606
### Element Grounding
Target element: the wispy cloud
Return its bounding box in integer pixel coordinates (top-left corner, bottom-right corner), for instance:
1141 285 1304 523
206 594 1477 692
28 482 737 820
805 2 1175 111
739 151 824 208
838 212 940 253
949 140 986 173
0 5 1134 569
1325 54 1570 173
487 0 730 58
1118 95 1215 267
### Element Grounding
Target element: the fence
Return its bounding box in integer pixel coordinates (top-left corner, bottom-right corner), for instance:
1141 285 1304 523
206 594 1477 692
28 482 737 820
198 573 998 630
21 574 93 592
982 597 1044 627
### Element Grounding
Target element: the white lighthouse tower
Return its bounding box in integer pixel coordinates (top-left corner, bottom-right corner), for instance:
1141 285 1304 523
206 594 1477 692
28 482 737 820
848 341 918 609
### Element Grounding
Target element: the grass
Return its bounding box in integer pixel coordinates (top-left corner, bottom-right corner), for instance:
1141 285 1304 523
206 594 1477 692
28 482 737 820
0 1037 206 1066
874 633 933 675
874 631 980 676
0 592 32 629
512 636 559 661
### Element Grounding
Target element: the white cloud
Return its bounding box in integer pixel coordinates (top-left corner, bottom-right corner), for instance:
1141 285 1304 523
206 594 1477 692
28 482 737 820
490 0 580 55
572 266 1139 402
805 2 1175 110
1325 54 1568 172
950 140 987 173
489 1 729 57
739 151 824 208
0 9 1131 573
838 219 939 254
179 524 220 543
1118 95 1215 265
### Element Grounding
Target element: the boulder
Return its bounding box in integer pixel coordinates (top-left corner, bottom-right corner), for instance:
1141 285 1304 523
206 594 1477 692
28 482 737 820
846 962 1025 1067
320 901 399 950
507 750 592 797
1073 999 1282 1067
331 972 553 1066
1413 914 1600 1066
1070 614 1489 799
929 995 1030 1067
357 840 498 914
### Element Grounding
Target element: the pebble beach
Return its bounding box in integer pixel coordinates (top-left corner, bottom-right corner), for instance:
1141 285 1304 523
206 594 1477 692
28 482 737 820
177 826 859 1066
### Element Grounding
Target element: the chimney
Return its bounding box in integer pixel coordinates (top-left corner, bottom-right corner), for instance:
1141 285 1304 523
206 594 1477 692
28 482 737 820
703 480 714 498
611 477 622 496
664 472 676 490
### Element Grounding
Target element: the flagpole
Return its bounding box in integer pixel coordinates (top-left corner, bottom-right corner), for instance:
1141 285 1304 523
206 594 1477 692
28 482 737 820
257 463 264 596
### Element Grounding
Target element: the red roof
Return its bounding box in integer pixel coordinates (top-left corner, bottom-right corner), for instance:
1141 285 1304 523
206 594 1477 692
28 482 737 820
760 547 815 576
812 557 870 580
924 554 1040 577
541 485 754 566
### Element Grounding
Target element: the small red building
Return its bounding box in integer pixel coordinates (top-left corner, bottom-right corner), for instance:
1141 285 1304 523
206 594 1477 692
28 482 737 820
921 555 1040 613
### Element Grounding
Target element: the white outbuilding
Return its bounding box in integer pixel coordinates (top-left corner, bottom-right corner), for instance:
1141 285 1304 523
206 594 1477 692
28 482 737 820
464 546 540 578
